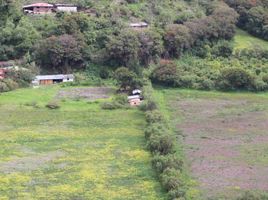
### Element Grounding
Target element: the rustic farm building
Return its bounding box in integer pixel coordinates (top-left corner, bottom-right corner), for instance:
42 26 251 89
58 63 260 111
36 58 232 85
55 4 77 12
23 3 54 14
33 74 74 85
128 95 142 106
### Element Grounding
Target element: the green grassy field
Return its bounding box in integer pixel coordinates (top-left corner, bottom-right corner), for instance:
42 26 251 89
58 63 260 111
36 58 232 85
155 88 268 199
0 86 166 200
234 28 268 50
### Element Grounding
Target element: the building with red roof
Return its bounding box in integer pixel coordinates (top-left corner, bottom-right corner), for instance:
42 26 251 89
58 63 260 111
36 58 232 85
23 3 54 14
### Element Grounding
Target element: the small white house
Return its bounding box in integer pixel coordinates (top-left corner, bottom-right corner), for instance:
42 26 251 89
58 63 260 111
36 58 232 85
128 95 141 106
55 4 77 12
33 74 74 85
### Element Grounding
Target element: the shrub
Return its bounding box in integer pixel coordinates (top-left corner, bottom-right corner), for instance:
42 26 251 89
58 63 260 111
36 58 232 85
101 94 129 110
151 62 179 86
139 99 157 111
0 81 10 92
114 67 142 92
217 67 255 90
145 110 164 124
144 124 166 139
167 188 186 200
211 40 233 58
152 154 183 174
160 168 182 191
262 74 268 84
113 94 128 105
46 102 60 109
3 78 19 91
148 133 174 155
101 102 120 110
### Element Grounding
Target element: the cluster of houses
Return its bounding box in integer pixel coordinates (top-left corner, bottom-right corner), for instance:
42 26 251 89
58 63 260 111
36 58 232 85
22 2 149 29
23 3 77 14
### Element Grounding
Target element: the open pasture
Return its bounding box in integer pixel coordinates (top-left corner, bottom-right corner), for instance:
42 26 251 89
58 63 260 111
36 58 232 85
159 89 268 199
0 86 165 199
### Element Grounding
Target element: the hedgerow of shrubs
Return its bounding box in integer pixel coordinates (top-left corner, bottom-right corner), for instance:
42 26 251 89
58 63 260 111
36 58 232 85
140 81 186 199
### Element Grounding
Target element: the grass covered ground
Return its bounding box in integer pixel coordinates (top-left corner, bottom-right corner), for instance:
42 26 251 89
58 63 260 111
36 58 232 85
0 86 166 199
155 88 268 199
234 28 268 50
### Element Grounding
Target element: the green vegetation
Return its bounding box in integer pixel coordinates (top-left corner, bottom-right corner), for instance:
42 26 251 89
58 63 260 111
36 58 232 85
0 86 166 199
224 0 268 41
154 88 268 199
234 29 268 50
139 82 200 200
1 0 268 199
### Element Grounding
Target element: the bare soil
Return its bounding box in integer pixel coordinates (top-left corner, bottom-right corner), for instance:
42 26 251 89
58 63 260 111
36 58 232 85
172 97 268 198
56 87 113 100
0 150 65 174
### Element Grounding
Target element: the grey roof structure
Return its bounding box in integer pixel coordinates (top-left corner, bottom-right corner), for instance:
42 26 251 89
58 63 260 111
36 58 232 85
35 74 74 80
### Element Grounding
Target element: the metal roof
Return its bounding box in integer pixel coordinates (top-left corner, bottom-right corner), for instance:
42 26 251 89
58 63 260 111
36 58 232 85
55 4 77 7
35 74 74 80
132 89 141 95
128 95 140 100
23 3 54 8
130 22 148 27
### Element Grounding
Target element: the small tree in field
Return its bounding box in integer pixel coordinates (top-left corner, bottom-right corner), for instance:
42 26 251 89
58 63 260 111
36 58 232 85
114 67 142 92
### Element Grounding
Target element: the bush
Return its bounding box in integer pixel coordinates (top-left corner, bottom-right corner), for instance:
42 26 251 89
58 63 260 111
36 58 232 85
114 67 142 92
144 124 167 139
3 78 19 90
217 67 255 90
113 94 128 105
152 154 183 174
141 80 187 199
139 99 157 111
101 102 120 110
0 81 9 92
46 102 60 109
167 188 186 200
148 133 174 155
101 94 129 110
145 110 164 124
151 61 179 86
211 40 233 58
262 74 268 84
160 168 182 191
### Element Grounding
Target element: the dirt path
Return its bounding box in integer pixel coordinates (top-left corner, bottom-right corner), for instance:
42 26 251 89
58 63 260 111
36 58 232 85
172 97 268 198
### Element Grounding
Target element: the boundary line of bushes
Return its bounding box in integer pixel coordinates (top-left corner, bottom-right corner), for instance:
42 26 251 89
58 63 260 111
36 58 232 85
139 80 196 200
